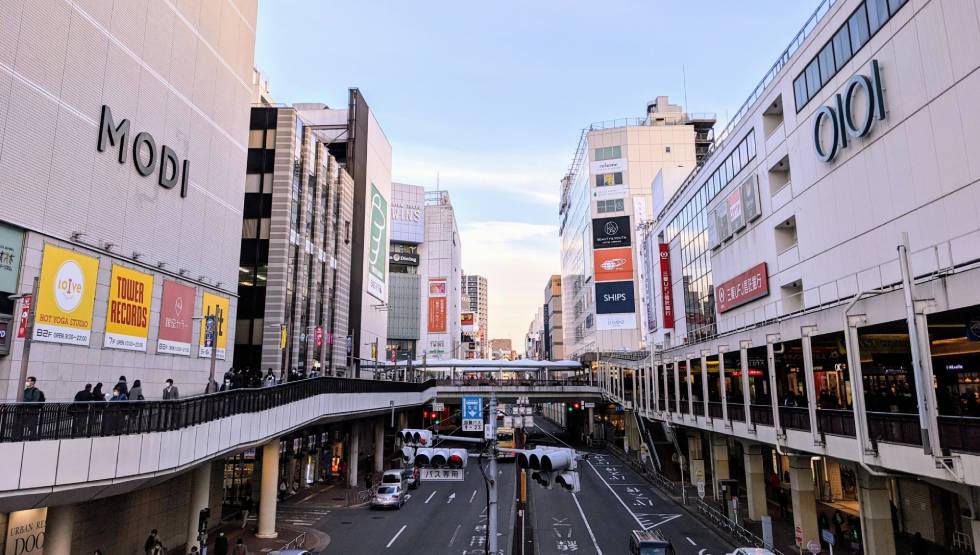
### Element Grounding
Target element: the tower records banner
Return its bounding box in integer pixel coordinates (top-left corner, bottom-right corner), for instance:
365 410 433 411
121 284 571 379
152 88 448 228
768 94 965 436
157 280 195 356
104 265 154 351
34 244 100 346
198 291 230 359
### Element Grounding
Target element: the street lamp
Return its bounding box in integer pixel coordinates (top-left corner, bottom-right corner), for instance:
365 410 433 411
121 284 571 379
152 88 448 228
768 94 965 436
9 277 39 403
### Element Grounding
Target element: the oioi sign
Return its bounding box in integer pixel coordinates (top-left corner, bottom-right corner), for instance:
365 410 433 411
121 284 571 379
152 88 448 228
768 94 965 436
813 60 885 163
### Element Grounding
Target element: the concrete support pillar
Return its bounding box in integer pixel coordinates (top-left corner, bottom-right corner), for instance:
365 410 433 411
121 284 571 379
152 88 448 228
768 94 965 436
300 455 311 489
857 470 896 555
587 407 594 435
186 462 211 549
743 444 768 521
374 418 385 475
287 456 298 491
44 504 77 555
710 434 730 500
971 519 980 555
257 439 279 539
687 433 705 486
788 455 819 548
347 422 361 488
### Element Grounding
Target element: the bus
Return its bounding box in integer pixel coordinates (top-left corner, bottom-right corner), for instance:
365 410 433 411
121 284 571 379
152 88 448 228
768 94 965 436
496 427 515 460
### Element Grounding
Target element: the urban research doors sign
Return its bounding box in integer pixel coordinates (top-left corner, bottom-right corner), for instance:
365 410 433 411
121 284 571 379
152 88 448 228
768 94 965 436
366 183 389 301
198 291 230 359
34 244 99 345
104 265 154 351
158 280 196 356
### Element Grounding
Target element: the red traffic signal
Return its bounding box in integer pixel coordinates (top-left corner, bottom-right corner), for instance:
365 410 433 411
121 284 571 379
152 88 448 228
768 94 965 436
573 402 581 410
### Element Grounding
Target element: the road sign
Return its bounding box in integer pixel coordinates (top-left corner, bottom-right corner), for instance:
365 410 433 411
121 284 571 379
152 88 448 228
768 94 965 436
821 529 835 545
762 516 774 550
806 539 821 554
503 416 513 428
696 481 705 499
583 402 595 408
523 415 535 428
462 396 484 432
420 468 465 481
432 402 444 412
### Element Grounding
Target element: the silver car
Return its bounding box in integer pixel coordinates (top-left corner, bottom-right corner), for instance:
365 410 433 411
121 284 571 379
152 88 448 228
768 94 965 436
371 484 406 509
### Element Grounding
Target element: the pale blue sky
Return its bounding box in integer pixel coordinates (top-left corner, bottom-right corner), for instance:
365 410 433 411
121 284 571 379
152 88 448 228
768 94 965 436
255 1 820 347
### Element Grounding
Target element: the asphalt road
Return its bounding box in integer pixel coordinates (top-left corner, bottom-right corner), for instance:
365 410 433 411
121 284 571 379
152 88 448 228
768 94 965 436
319 451 516 554
529 419 733 555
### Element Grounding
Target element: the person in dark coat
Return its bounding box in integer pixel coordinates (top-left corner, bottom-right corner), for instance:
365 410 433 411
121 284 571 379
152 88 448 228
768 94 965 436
162 378 179 399
214 530 229 555
91 383 105 401
114 375 128 397
129 379 144 401
23 376 45 402
74 384 93 402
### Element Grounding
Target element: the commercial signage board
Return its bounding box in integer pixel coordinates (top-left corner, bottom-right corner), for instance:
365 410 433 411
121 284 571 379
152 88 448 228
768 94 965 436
97 105 191 198
659 244 674 329
5 507 46 555
34 244 100 346
420 468 465 481
104 265 154 352
198 291 229 359
813 60 885 163
366 183 389 300
428 297 447 333
710 176 761 249
523 415 535 428
461 311 477 331
157 280 195 356
597 313 636 331
462 396 484 432
0 223 24 294
390 183 425 244
0 315 11 356
593 246 633 282
595 280 635 314
428 278 447 296
590 158 626 174
431 401 444 412
17 295 31 339
591 184 626 200
715 263 769 313
389 252 419 266
592 215 631 249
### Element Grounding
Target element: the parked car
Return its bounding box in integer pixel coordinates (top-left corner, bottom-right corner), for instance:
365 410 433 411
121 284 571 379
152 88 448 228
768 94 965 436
371 484 406 509
628 529 674 555
381 469 407 490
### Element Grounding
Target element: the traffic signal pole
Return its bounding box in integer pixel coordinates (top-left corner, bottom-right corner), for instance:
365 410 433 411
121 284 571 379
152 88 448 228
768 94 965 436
487 392 498 555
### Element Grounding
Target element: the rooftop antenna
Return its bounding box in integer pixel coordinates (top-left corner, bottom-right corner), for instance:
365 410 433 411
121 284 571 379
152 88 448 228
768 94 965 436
682 64 689 112
436 170 440 191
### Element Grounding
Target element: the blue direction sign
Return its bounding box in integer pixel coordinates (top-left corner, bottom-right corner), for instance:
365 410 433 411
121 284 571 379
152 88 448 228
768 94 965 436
462 396 483 431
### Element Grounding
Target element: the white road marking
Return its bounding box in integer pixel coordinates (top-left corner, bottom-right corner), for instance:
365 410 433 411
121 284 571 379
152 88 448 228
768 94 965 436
469 489 478 503
386 524 407 548
300 492 317 502
572 492 603 555
447 492 456 504
686 536 696 546
449 524 462 546
587 460 658 530
405 494 412 500
424 491 437 504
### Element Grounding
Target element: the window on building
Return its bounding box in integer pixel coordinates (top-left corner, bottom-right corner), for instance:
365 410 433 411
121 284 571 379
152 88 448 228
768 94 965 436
597 199 625 213
867 0 890 35
594 172 623 187
849 4 870 52
594 146 622 161
805 58 822 99
818 42 836 85
665 146 671 153
887 0 906 13
832 26 852 70
793 75 809 110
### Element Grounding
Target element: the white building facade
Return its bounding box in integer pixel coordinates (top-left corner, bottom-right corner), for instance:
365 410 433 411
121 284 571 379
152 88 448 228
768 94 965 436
419 190 462 361
627 0 980 552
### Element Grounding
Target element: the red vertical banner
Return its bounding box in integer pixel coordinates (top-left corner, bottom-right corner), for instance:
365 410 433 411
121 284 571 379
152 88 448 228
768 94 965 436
17 294 32 338
659 244 674 329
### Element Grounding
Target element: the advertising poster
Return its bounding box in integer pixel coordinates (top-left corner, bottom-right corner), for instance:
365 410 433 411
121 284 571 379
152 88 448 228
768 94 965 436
715 263 769 313
592 215 631 249
0 223 24 294
597 313 637 331
428 278 447 296
157 280 195 356
366 183 389 300
593 246 634 282
461 311 477 331
595 280 636 314
104 265 154 351
659 244 674 329
34 244 100 346
4 508 46 555
198 291 230 359
428 297 447 333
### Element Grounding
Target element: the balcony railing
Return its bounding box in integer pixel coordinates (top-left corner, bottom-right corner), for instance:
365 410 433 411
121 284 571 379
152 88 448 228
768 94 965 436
693 403 705 417
938 415 980 454
779 406 810 432
729 403 746 422
0 377 434 443
866 411 922 447
816 409 856 437
749 404 775 427
708 401 724 419
679 400 690 415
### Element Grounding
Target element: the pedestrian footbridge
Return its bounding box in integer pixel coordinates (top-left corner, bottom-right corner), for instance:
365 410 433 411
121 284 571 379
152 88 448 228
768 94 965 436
0 368 602 512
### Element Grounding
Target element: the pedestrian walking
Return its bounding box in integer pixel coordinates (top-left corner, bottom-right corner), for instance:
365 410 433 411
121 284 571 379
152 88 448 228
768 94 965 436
263 369 276 387
162 378 179 399
232 538 248 555
90 383 105 401
23 376 45 402
241 495 253 528
143 528 160 554
129 379 144 401
74 384 93 402
214 530 229 555
148 540 165 555
114 375 129 397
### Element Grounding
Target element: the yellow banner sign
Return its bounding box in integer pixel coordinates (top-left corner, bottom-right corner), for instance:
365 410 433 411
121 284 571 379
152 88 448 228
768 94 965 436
104 264 154 351
34 244 99 346
199 291 230 360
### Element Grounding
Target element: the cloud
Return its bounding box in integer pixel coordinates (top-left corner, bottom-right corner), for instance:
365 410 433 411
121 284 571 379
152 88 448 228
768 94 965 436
459 221 559 351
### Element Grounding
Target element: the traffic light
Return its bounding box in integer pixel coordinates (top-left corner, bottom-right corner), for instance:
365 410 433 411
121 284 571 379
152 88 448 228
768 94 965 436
401 445 415 465
415 448 434 466
556 470 581 493
447 448 467 468
400 428 433 446
516 447 579 492
431 448 450 467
